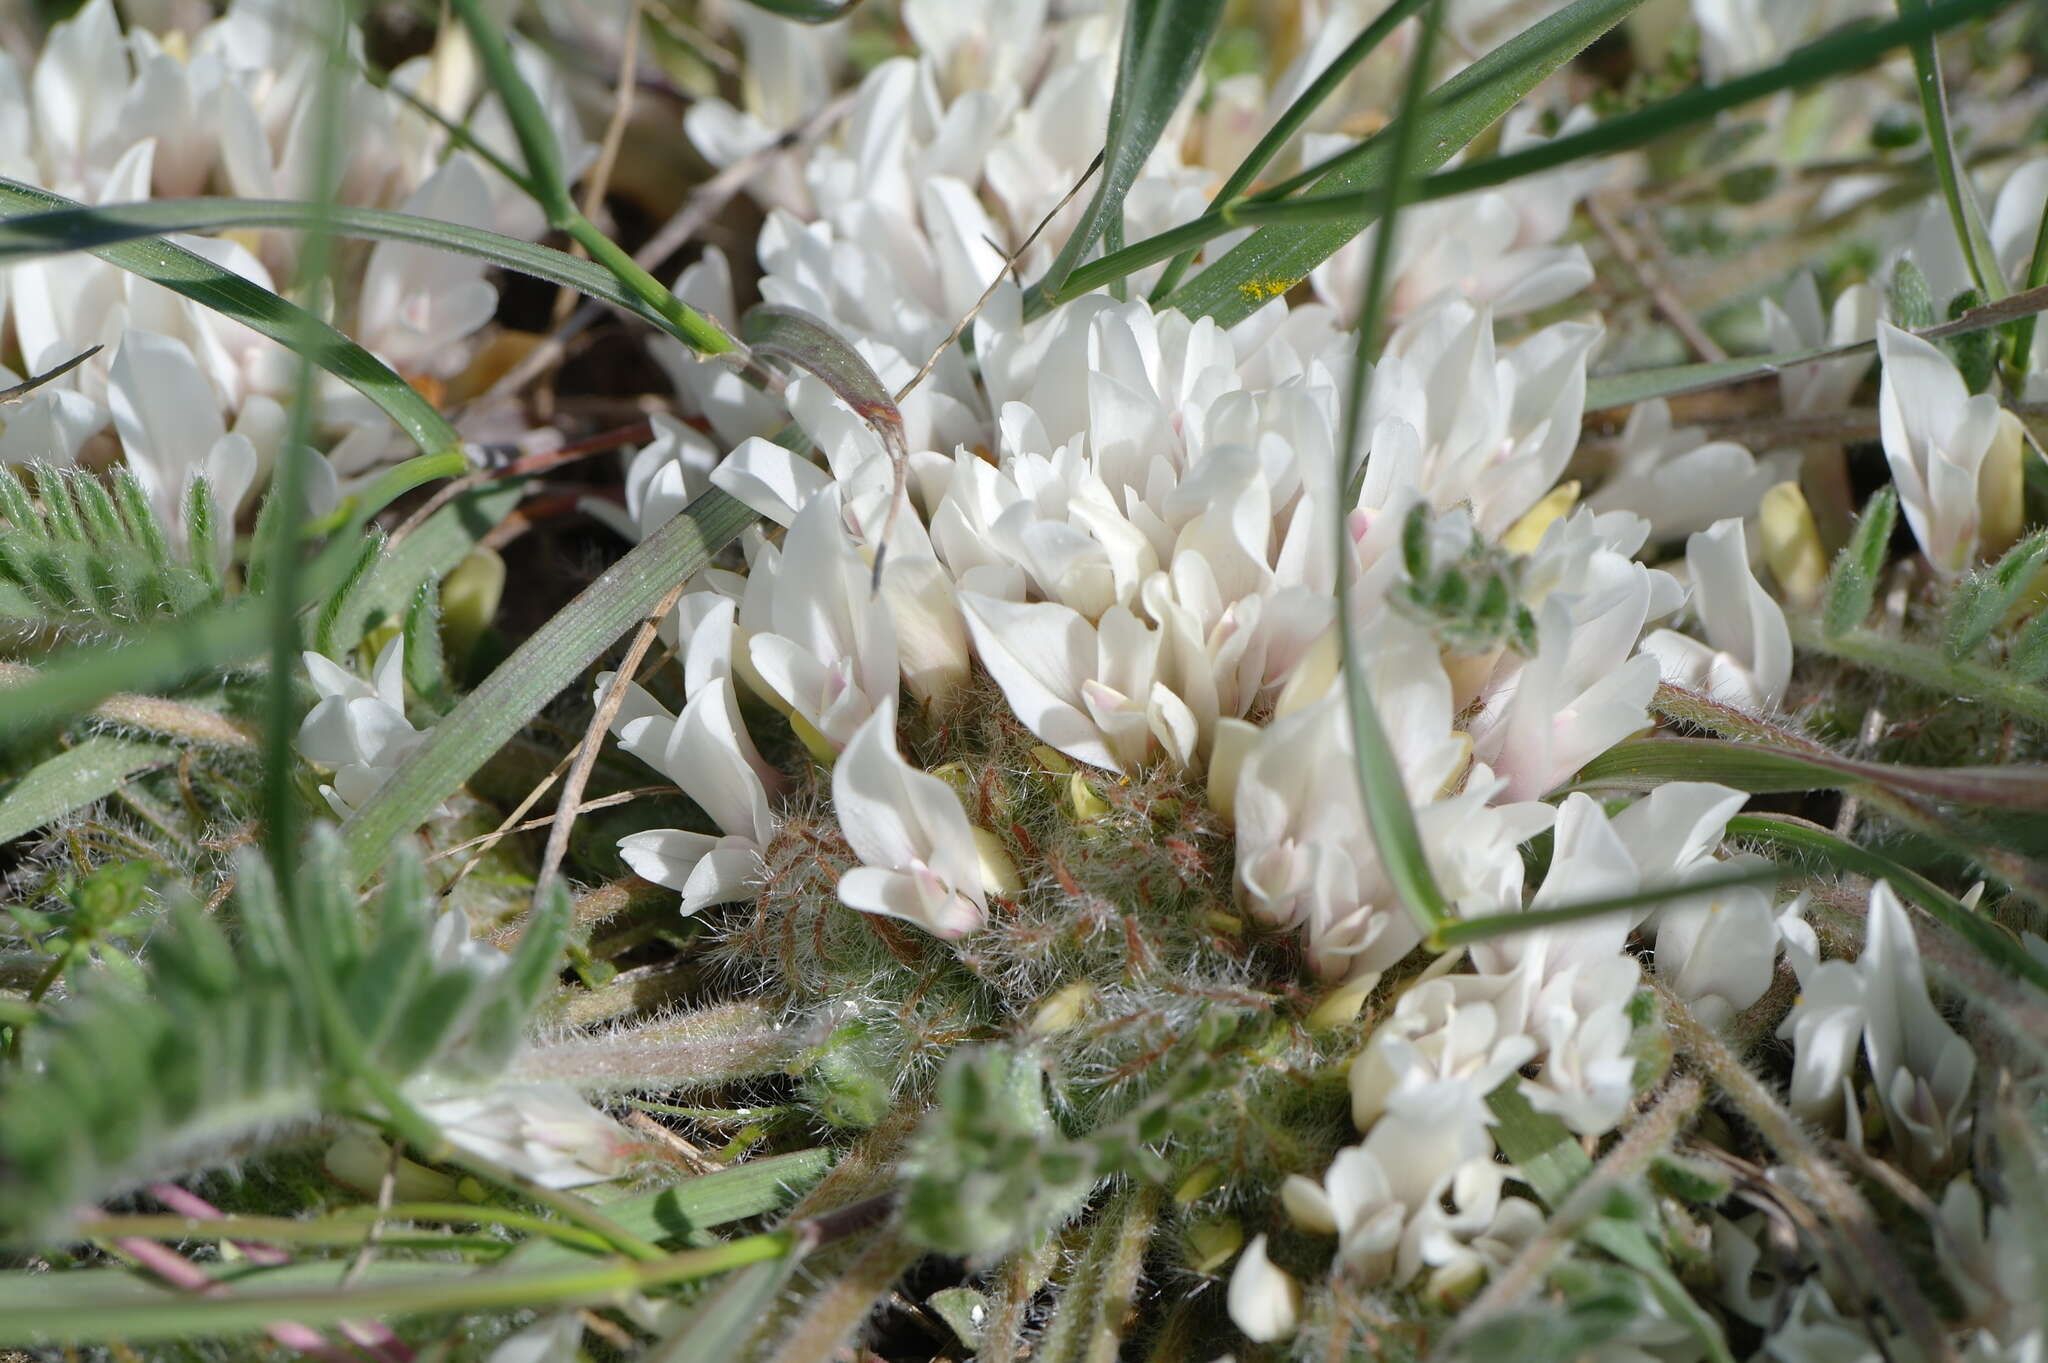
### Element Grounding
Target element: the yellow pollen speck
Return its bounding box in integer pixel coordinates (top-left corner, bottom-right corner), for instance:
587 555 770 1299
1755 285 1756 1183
1236 276 1302 304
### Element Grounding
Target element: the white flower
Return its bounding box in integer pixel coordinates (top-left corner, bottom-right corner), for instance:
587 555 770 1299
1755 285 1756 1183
1465 576 1662 803
354 154 500 378
1761 273 1876 416
1396 1158 1544 1300
0 368 105 468
485 1313 585 1363
1777 882 1974 1162
414 1082 635 1190
297 636 427 818
1643 517 1793 713
1776 900 1868 1132
1876 320 2005 578
832 696 987 939
606 674 779 915
585 413 721 545
1280 1145 1406 1283
960 592 1196 774
1312 108 1602 328
1858 882 1974 1165
1358 299 1601 538
106 328 260 562
745 488 900 754
1690 0 1885 82
1226 1234 1300 1344
1587 399 1788 539
1348 978 1537 1137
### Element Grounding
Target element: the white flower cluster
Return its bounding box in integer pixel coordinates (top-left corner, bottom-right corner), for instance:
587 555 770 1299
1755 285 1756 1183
0 0 593 530
596 4 2020 1350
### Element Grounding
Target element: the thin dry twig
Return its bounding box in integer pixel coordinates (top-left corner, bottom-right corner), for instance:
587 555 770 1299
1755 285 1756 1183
424 785 671 864
533 578 690 902
1586 193 1728 364
895 151 1105 408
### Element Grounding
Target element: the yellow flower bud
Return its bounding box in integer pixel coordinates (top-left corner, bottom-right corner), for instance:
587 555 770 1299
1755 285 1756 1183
972 826 1022 897
1979 409 2026 561
440 546 505 664
1184 1217 1244 1274
1502 480 1581 555
1306 970 1381 1029
1759 481 1828 608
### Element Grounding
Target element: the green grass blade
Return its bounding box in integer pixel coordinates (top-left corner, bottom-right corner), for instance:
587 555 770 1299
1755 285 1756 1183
1038 0 1227 302
1583 275 2048 410
449 0 738 356
1431 864 1782 948
1899 0 2004 300
0 1234 792 1347
0 179 459 460
0 737 175 844
1570 737 2048 809
1729 812 2048 991
1395 0 2008 208
729 0 863 18
1084 0 2005 322
336 487 760 882
1148 0 1432 302
1161 0 1644 327
331 479 529 656
1332 0 1451 940
0 197 672 334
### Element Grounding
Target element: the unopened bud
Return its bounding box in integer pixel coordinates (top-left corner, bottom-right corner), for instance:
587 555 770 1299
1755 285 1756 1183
1502 480 1580 555
1980 410 2026 560
1760 482 1828 608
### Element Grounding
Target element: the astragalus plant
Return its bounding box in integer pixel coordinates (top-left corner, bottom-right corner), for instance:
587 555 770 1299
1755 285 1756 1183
2 0 2047 1359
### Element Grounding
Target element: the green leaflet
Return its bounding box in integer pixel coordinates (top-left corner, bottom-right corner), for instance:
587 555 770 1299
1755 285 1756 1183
0 178 459 460
1164 0 1645 327
1571 737 2048 810
0 737 175 844
1038 0 1227 301
337 486 761 882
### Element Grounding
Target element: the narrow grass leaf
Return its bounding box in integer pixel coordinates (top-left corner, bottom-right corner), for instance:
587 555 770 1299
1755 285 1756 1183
450 0 737 356
0 198 670 332
1728 812 2048 991
336 487 760 882
1164 0 1644 327
1571 737 2048 809
1431 864 1781 948
730 0 863 18
0 737 175 844
1148 0 1432 301
1395 0 2009 208
331 479 529 656
1899 0 2005 300
1039 0 1227 301
0 178 460 459
1333 1 1452 938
